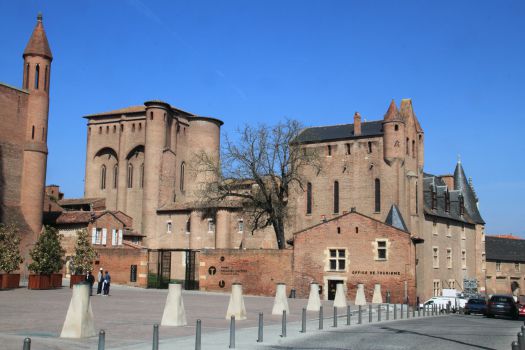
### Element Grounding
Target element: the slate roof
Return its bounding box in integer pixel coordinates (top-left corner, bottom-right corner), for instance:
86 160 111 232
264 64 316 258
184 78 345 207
294 120 384 144
385 204 409 232
423 162 485 225
486 236 525 262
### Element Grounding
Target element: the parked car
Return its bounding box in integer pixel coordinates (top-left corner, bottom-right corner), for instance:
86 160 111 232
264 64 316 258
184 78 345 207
517 296 525 317
486 295 519 319
464 298 487 315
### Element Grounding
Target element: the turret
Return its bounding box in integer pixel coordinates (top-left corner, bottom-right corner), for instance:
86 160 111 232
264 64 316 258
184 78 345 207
142 100 171 246
399 99 424 170
20 13 53 235
382 100 405 165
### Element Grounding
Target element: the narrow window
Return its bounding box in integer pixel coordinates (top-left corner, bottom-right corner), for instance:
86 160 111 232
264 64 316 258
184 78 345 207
306 182 312 214
120 124 124 132
42 127 44 141
433 280 441 296
412 140 416 158
180 162 185 191
132 123 135 132
113 165 118 188
139 123 142 131
377 240 387 260
238 220 244 233
166 222 172 233
44 65 48 91
515 262 520 272
208 218 215 233
25 63 30 89
345 143 351 155
374 178 381 212
406 138 409 155
395 124 399 131
496 261 501 272
100 165 106 190
34 64 40 89
127 164 133 188
447 248 452 269
415 181 418 214
140 163 144 188
368 141 372 153
333 181 339 214
432 219 437 235
433 247 439 268
150 112 154 120
461 250 467 269
327 145 332 156
113 125 116 133
31 125 35 140
106 126 109 134
185 219 191 234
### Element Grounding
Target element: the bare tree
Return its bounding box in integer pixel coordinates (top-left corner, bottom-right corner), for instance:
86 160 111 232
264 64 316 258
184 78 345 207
193 119 320 249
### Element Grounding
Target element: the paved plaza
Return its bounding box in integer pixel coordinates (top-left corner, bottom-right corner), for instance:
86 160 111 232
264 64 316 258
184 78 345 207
1 281 453 349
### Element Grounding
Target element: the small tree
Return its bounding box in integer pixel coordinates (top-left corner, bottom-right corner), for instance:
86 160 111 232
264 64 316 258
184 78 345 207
71 229 97 275
28 226 65 275
0 224 23 273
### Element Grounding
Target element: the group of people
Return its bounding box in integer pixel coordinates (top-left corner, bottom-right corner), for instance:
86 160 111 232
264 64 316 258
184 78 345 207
85 268 111 296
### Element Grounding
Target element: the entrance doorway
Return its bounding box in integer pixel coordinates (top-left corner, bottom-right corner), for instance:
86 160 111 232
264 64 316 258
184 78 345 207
328 279 344 300
147 249 199 290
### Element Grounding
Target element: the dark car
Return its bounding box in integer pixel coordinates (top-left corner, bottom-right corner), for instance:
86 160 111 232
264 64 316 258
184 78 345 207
486 295 519 319
464 298 487 315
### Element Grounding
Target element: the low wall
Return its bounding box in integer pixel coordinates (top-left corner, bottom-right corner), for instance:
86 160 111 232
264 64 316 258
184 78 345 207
199 249 293 296
94 245 148 287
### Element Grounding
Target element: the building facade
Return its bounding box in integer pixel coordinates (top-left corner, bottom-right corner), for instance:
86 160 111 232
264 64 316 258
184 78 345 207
485 235 525 296
0 15 52 273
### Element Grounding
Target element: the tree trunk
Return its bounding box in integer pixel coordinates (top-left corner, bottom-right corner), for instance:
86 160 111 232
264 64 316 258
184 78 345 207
272 218 286 249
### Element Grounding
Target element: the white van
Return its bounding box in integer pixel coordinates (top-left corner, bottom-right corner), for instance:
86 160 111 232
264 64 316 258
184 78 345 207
419 297 455 312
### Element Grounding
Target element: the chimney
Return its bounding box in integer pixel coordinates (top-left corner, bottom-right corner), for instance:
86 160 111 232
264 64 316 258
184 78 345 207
354 112 361 136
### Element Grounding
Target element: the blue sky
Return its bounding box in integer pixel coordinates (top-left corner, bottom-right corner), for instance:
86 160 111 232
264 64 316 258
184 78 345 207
1 1 523 236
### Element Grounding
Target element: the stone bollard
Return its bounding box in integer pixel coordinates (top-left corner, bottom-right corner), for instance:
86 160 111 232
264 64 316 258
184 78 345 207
306 283 321 311
23 338 31 350
355 284 367 306
226 283 247 320
272 283 290 315
161 282 187 326
60 282 96 338
334 283 347 308
372 284 383 304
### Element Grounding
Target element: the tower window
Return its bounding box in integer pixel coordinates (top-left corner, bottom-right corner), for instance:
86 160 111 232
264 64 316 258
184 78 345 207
395 124 399 131
345 143 351 155
327 145 332 156
44 65 48 91
99 127 102 134
100 165 106 190
106 126 109 134
113 125 116 133
186 219 191 234
132 123 135 132
412 140 416 158
306 182 312 215
333 181 339 214
415 181 418 214
34 64 40 89
368 141 372 153
139 123 142 131
31 125 35 140
127 164 133 188
406 138 409 155
150 112 153 120
180 162 185 191
25 63 30 89
113 165 118 189
374 178 381 212
121 125 124 132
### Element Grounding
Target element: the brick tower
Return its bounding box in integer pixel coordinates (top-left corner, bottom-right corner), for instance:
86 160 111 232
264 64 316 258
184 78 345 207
20 13 52 236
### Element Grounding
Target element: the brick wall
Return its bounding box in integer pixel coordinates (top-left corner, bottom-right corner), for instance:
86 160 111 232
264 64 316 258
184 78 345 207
199 249 293 296
94 244 148 287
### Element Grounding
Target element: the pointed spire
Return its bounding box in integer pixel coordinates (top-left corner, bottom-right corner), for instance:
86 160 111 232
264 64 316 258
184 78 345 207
383 100 402 122
23 13 53 60
400 99 423 132
453 159 484 224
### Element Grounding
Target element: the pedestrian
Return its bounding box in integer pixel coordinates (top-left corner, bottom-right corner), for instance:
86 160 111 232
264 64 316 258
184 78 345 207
103 270 111 296
86 271 95 296
96 268 104 295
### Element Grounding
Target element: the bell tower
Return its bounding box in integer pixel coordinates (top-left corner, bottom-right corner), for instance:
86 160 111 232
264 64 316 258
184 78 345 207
20 13 53 235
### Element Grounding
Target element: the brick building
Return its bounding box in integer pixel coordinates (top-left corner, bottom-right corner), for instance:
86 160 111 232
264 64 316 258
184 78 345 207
0 14 52 275
485 235 525 296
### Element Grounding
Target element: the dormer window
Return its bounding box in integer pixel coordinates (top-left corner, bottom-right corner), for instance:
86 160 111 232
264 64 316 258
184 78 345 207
445 191 450 213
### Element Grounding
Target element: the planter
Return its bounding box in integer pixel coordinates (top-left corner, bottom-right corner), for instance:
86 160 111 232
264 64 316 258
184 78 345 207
28 274 51 289
69 274 85 288
51 273 63 288
0 273 20 289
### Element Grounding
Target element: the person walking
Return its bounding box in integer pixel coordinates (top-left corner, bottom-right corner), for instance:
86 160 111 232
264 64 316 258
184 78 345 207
103 270 111 296
86 271 95 296
96 268 104 295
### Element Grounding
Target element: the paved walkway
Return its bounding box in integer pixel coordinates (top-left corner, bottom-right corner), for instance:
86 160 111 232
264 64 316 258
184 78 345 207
0 281 435 349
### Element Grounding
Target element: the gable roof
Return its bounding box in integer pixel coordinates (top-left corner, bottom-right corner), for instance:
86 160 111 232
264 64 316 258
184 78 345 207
385 204 409 231
294 120 383 144
486 236 525 262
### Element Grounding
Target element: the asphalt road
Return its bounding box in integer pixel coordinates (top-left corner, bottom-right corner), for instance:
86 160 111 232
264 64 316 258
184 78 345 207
263 314 522 350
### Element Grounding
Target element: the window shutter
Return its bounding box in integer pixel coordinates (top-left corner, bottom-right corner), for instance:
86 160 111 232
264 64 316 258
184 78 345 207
102 228 107 245
111 229 117 246
118 229 123 245
91 228 97 244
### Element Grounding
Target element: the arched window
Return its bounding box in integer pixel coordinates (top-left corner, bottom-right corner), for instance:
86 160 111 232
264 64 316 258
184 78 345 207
127 164 133 188
180 162 185 191
333 181 339 214
44 65 48 91
100 165 106 190
34 64 39 89
306 182 312 215
140 163 144 188
25 63 30 89
113 165 118 188
374 178 381 212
